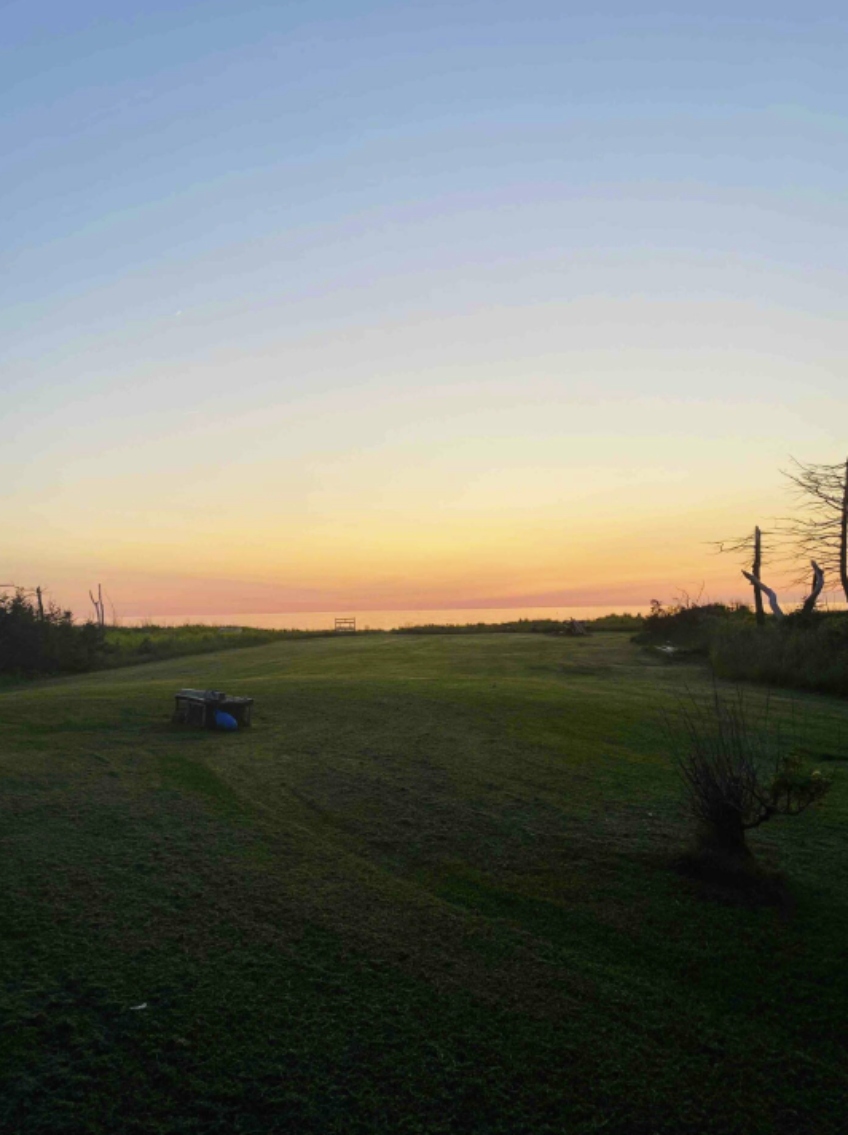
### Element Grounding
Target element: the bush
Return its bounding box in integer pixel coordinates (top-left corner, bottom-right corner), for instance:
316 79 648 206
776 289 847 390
392 618 573 635
0 591 105 676
634 598 848 697
710 614 848 697
633 599 752 655
391 614 644 635
668 687 831 861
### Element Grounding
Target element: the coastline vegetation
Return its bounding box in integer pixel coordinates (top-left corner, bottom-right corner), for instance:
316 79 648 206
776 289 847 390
635 598 848 697
0 589 342 679
102 623 336 667
391 612 644 635
0 590 644 679
7 576 848 704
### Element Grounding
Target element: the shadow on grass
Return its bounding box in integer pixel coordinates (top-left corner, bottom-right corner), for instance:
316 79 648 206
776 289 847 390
670 848 795 912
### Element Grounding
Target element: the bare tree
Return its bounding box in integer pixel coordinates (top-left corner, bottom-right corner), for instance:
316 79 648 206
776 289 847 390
782 456 848 603
715 527 769 625
741 569 785 619
800 560 826 617
741 560 825 620
89 584 106 627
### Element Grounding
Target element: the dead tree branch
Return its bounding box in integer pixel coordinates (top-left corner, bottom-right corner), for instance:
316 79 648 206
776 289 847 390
89 584 105 628
741 571 785 619
800 561 825 617
740 559 825 620
713 527 770 625
781 456 848 602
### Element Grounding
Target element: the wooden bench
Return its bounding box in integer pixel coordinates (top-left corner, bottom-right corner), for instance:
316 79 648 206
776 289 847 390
173 688 254 728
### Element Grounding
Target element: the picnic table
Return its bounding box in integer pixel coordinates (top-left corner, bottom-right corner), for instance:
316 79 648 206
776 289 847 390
172 688 254 728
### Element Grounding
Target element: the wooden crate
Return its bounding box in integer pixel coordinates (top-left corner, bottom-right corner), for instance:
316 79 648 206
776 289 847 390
173 689 254 728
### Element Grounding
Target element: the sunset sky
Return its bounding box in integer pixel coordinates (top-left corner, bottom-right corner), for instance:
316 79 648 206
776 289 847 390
3 2 847 619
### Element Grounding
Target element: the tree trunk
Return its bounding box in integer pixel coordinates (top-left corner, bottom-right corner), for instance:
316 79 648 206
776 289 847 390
752 526 765 626
697 811 752 860
801 561 825 617
741 571 784 618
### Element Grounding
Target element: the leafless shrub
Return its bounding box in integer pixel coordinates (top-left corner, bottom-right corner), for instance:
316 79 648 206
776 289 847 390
669 688 830 860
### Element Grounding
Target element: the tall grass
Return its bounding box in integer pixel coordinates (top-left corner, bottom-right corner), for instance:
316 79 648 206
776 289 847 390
100 624 348 668
711 616 848 696
634 599 848 696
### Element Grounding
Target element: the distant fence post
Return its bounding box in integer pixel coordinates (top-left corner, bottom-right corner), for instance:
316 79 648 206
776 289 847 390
334 617 356 633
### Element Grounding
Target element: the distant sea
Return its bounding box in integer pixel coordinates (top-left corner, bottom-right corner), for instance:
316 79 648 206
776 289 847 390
119 606 648 631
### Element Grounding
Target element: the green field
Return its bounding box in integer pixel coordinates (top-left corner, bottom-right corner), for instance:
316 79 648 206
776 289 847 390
2 633 846 1134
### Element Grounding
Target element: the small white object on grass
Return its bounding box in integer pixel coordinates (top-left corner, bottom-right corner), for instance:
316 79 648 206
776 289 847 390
129 1003 148 1011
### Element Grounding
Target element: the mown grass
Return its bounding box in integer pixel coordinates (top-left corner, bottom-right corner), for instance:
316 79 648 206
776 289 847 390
1 633 846 1133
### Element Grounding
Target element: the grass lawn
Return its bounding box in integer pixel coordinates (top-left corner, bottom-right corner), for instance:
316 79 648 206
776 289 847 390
1 632 846 1134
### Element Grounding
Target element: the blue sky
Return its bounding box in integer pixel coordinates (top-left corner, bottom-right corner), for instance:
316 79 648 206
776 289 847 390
2 2 847 613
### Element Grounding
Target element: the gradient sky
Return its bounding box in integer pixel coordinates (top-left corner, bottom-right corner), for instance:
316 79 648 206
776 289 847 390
3 1 847 617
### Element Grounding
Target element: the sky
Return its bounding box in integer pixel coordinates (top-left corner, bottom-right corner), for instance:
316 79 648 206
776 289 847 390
2 1 847 618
